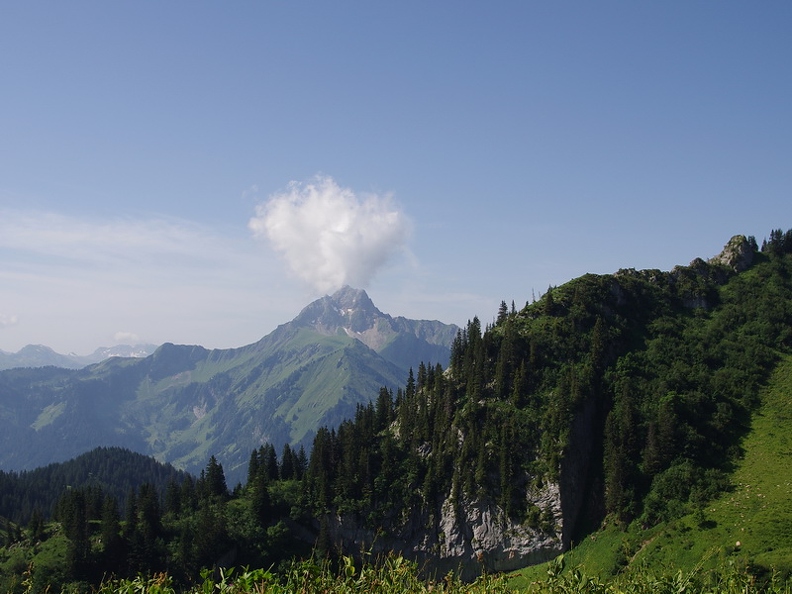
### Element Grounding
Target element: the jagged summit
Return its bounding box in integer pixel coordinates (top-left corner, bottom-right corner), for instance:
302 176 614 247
291 287 458 355
292 286 382 336
329 285 376 310
708 234 756 272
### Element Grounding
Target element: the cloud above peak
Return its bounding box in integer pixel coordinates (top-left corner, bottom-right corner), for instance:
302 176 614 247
249 176 410 293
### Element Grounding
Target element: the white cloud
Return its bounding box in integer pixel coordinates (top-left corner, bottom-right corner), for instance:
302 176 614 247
249 175 410 293
0 315 19 329
113 331 140 344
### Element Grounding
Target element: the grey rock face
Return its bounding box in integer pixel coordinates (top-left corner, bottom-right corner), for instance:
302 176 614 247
323 485 564 581
709 235 755 272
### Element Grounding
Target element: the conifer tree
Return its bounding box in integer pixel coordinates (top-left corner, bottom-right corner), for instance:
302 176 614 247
164 478 182 516
101 495 125 574
544 286 556 315
179 475 197 510
498 422 514 516
123 487 138 539
263 444 279 481
250 469 271 525
603 382 640 521
204 455 228 500
280 443 296 480
497 300 509 325
27 508 44 542
405 367 416 399
306 427 335 510
374 386 394 431
60 489 91 580
296 444 308 480
449 328 468 372
246 448 260 488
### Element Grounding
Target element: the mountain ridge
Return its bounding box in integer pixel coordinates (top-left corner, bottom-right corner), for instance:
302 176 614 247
291 285 457 357
0 288 459 484
0 343 159 371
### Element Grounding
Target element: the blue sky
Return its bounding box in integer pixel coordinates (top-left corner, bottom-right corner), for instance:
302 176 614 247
1 2 791 354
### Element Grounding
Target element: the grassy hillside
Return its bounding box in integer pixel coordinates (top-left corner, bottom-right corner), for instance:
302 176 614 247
0 329 412 484
510 352 792 587
127 331 407 480
0 289 454 485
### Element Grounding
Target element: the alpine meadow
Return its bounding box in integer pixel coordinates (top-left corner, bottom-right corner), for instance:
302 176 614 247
2 231 792 593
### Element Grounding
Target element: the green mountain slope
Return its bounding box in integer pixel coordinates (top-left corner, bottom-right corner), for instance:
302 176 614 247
511 352 792 585
0 288 457 483
635 351 792 574
292 232 792 579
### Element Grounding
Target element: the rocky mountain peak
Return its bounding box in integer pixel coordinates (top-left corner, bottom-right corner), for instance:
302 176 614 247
330 286 377 315
293 286 386 336
709 234 756 272
286 286 458 367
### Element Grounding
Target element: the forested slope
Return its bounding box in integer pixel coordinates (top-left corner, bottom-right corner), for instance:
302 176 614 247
0 447 189 525
299 232 792 573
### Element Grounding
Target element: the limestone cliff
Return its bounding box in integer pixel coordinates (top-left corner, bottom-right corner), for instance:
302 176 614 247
321 481 565 580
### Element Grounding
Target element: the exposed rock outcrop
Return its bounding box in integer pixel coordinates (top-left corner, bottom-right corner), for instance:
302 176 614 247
322 484 564 581
709 234 755 272
292 286 459 368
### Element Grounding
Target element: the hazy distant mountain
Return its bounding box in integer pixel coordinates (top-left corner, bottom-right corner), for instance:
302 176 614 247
0 343 159 370
0 288 458 483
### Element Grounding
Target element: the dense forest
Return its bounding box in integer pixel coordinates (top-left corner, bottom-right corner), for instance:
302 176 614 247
0 447 189 526
3 230 792 593
300 231 792 533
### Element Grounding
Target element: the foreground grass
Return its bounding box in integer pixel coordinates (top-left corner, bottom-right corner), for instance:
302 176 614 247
17 555 792 594
43 556 512 594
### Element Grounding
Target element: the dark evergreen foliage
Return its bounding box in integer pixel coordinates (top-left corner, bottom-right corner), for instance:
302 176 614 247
299 231 792 534
0 446 189 525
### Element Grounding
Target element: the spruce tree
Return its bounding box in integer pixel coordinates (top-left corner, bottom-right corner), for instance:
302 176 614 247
204 456 228 500
164 478 182 516
246 448 260 488
251 470 271 525
280 443 296 480
295 445 308 480
264 444 279 481
497 300 509 325
101 495 125 574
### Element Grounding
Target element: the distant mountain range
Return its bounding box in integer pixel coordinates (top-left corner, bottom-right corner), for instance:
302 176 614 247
0 287 458 483
0 343 159 371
